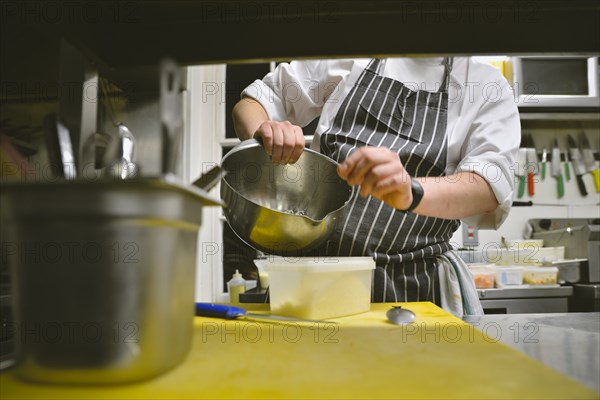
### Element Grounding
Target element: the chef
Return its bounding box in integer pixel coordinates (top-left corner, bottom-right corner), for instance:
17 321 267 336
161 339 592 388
232 57 520 316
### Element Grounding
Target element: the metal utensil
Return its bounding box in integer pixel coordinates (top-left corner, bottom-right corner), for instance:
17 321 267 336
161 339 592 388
551 138 565 198
44 114 76 179
160 59 183 175
220 139 355 256
195 303 333 324
567 134 588 196
192 165 227 191
386 306 416 325
541 146 547 180
579 132 600 193
103 123 139 179
1 177 222 384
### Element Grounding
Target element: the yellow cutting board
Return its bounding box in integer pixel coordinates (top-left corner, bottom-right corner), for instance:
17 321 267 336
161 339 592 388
1 302 597 399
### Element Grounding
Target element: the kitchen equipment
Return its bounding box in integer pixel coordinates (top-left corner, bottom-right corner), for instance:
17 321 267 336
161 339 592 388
530 218 600 312
551 138 565 198
194 303 331 324
160 59 183 175
579 131 600 193
522 266 559 285
541 146 547 180
220 139 355 256
494 266 525 287
263 257 375 320
192 164 226 191
530 219 599 283
516 143 527 198
567 134 588 196
103 123 139 179
523 133 538 196
3 303 598 399
467 264 496 289
0 177 221 384
564 149 571 181
386 306 416 325
511 55 599 108
43 114 76 179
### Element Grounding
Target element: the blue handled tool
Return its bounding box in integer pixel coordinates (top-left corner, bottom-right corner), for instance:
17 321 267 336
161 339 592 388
195 303 333 324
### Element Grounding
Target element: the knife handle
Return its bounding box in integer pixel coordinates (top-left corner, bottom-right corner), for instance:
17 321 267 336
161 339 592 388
541 162 546 180
565 162 571 181
527 173 535 196
195 303 246 319
518 175 526 198
592 170 600 193
575 175 588 197
556 175 564 199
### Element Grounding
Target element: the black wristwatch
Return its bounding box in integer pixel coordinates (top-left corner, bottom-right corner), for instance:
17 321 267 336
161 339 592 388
403 178 424 213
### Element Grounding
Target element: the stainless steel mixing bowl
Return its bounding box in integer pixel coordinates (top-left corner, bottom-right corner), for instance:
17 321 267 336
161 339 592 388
220 139 355 256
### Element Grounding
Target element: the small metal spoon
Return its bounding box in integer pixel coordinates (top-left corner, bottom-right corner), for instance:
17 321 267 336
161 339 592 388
386 306 416 325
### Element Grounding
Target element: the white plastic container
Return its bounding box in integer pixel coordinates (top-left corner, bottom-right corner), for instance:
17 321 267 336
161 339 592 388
467 264 495 289
494 266 525 287
523 266 559 285
264 257 375 320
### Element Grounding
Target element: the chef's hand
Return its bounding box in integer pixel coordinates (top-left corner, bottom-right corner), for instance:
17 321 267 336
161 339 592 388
253 121 305 164
338 147 413 210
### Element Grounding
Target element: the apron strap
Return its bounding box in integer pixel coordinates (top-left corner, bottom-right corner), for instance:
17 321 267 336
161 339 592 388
439 57 454 92
365 58 386 75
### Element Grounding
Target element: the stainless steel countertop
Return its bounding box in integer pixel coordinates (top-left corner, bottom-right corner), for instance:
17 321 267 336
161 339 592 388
463 313 600 393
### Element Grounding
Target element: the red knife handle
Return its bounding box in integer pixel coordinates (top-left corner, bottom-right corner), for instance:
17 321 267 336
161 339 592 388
527 173 535 196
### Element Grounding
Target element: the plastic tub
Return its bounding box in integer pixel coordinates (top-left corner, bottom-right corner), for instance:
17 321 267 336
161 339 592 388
467 264 495 289
494 266 525 287
264 257 375 320
523 266 559 285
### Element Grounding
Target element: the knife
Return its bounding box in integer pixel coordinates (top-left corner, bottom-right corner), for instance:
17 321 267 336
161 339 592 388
541 147 547 180
195 303 334 324
523 133 538 196
564 149 571 181
516 146 527 198
551 138 564 198
567 134 588 197
579 132 600 193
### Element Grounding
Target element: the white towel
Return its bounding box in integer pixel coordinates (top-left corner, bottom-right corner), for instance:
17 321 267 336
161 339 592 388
437 251 484 317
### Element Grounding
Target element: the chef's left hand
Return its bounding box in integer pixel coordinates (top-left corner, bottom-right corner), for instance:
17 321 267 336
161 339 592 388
338 146 414 210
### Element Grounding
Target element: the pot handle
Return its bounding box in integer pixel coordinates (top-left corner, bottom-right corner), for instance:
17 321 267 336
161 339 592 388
191 165 227 192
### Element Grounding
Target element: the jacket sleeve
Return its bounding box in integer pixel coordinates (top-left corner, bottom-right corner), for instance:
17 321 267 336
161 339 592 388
241 60 350 127
456 64 521 229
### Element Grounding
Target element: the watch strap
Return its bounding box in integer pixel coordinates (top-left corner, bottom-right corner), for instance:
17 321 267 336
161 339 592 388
404 178 424 212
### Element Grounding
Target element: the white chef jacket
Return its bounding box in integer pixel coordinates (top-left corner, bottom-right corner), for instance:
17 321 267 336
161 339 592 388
241 57 521 229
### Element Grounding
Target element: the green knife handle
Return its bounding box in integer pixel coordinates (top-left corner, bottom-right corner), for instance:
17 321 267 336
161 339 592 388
556 175 564 199
565 162 571 181
518 176 526 198
541 162 546 180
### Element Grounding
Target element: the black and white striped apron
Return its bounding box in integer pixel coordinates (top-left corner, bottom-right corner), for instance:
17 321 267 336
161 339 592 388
319 58 461 303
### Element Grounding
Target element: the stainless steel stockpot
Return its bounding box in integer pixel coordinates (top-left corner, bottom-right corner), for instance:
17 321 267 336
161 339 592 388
0 176 220 384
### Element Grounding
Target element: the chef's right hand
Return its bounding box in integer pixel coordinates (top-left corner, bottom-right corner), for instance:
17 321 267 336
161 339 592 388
254 121 305 164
